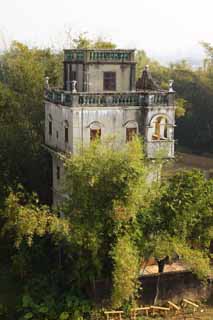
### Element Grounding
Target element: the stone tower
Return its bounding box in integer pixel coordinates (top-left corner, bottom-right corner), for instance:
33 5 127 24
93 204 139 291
44 49 176 205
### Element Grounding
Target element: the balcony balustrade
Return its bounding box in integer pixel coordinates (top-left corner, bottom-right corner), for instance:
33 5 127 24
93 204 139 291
45 89 174 108
64 49 135 63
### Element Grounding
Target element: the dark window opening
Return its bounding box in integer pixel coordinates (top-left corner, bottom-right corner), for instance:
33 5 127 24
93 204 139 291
56 166 60 180
90 128 101 141
103 72 116 91
126 128 137 142
65 127 69 143
56 131 59 139
49 121 52 136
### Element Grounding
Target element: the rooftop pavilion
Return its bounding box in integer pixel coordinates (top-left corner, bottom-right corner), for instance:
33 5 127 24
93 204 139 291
45 49 175 107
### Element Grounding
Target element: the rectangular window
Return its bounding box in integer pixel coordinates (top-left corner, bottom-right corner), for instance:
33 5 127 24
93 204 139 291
90 129 101 141
56 166 60 180
49 121 52 136
65 127 69 143
126 128 137 142
103 72 116 91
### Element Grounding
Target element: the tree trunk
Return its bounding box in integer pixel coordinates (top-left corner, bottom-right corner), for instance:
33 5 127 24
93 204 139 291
157 255 169 273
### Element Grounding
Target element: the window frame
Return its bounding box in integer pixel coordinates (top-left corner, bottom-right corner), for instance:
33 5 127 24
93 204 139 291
126 127 137 142
48 121 52 136
65 127 69 143
152 116 168 141
90 128 101 141
103 72 116 91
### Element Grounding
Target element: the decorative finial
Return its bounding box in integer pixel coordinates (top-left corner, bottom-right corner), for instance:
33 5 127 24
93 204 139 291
71 80 77 93
169 79 174 92
45 76 49 89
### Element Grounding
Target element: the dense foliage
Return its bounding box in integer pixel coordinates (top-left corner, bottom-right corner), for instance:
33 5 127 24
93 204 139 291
0 36 213 318
62 138 148 307
0 142 212 319
137 170 212 277
0 42 62 204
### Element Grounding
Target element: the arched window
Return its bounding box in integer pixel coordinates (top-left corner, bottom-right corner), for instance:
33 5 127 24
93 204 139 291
89 122 102 141
152 116 168 140
124 121 138 142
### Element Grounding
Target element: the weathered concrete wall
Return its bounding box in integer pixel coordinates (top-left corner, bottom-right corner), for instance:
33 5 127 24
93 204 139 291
45 101 73 153
71 106 142 153
46 103 144 205
45 100 176 204
87 64 132 92
52 154 65 206
45 102 143 154
139 271 213 305
145 140 175 158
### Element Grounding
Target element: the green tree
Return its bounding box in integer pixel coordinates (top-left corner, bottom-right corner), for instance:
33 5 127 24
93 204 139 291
1 189 70 249
111 234 139 307
71 32 116 49
61 138 149 304
0 42 63 203
138 170 212 278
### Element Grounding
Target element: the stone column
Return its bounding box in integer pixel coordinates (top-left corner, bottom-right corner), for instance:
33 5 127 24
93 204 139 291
130 64 136 91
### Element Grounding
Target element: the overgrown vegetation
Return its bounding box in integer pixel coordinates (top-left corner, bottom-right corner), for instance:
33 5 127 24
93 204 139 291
0 35 212 319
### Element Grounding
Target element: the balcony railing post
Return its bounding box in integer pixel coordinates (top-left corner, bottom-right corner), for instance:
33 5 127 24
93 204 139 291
72 94 79 107
167 92 175 106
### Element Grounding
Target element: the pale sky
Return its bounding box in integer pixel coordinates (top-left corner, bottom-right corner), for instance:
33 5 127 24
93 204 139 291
1 0 213 63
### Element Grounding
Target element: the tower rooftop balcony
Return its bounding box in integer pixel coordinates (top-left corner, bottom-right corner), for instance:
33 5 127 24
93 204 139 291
64 49 136 64
44 88 175 108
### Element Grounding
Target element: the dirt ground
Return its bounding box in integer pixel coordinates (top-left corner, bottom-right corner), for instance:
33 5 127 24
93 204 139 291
148 307 213 320
170 307 213 319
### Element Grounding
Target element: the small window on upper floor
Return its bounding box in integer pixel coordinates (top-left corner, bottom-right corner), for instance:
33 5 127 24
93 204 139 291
49 121 52 136
65 127 69 143
48 114 52 136
126 127 137 142
64 120 69 143
103 72 116 91
56 166 60 180
90 128 101 141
